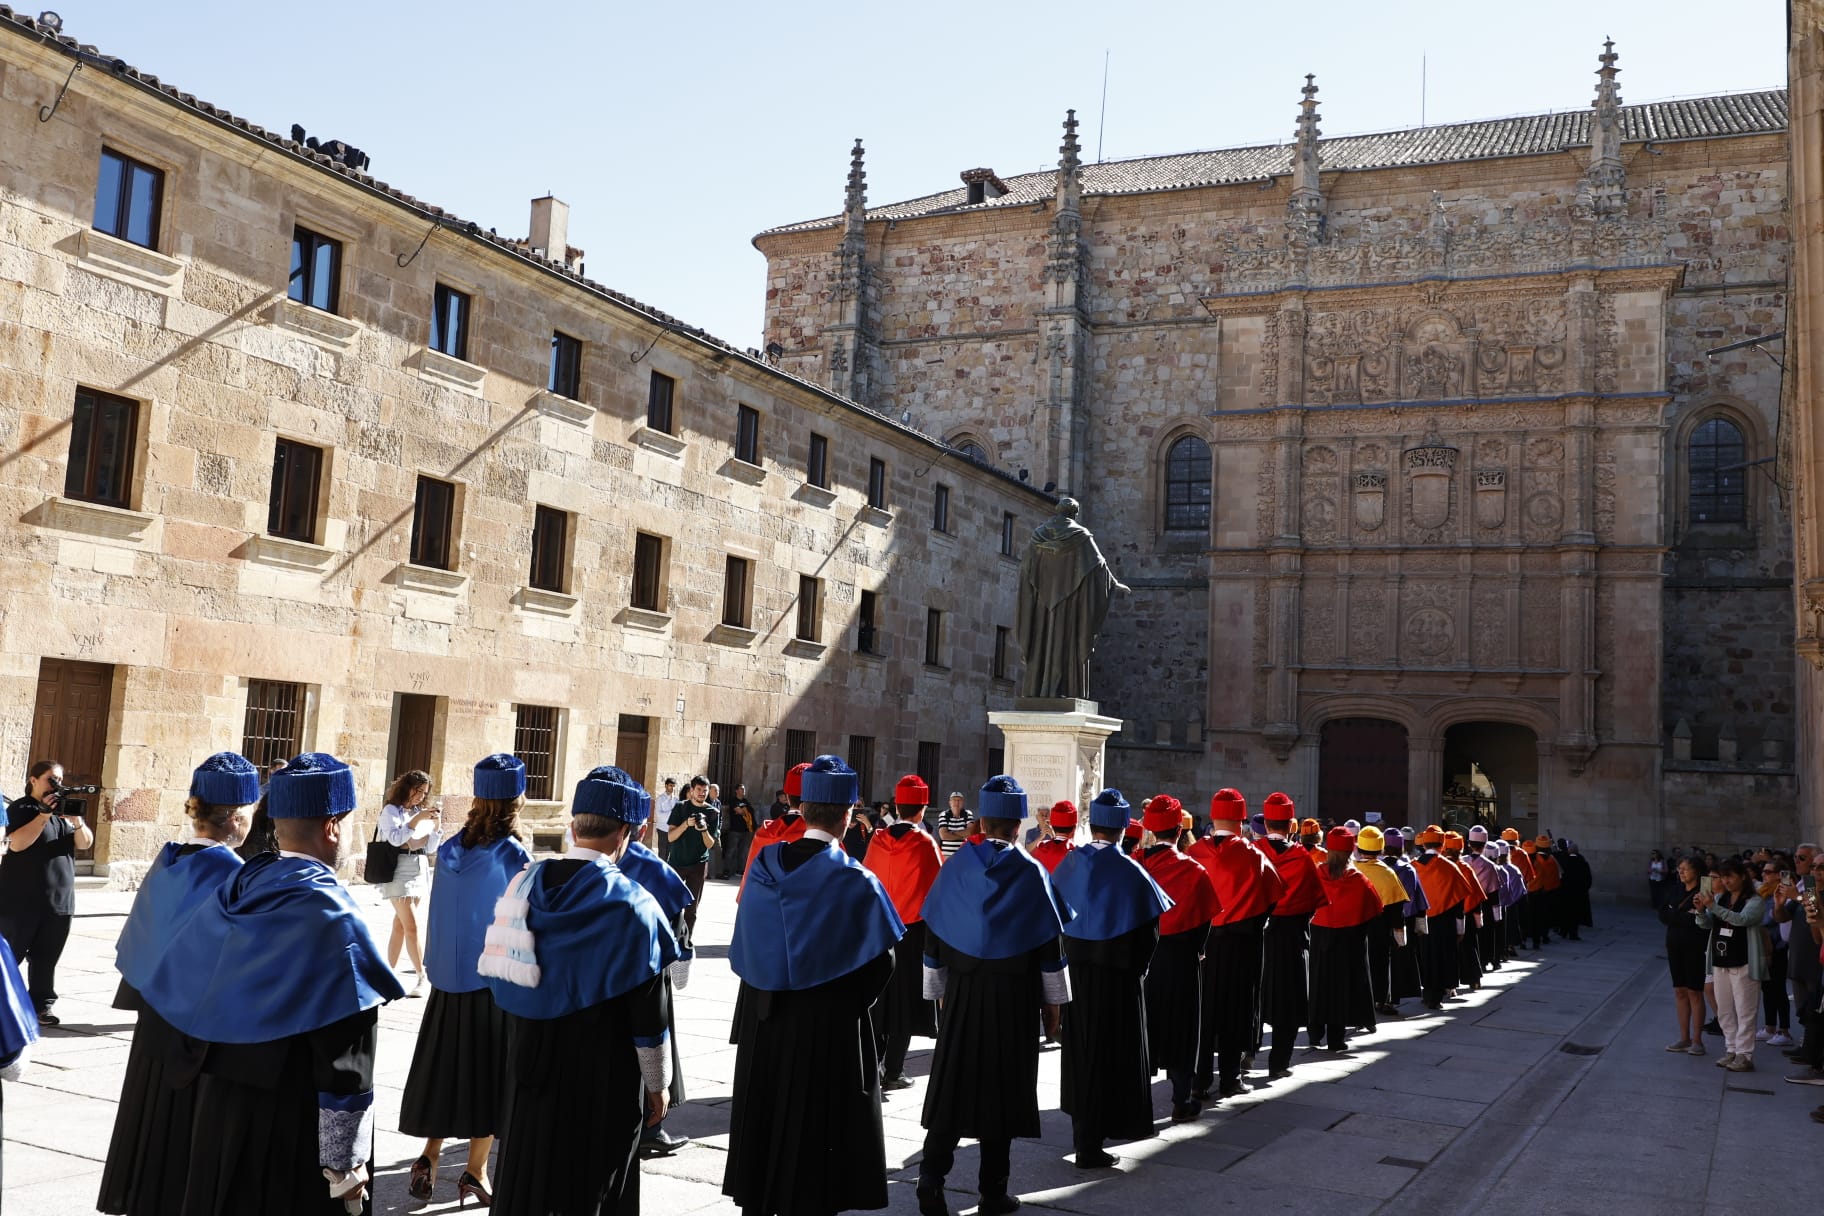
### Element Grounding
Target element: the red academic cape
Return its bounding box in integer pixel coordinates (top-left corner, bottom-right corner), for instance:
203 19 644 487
737 813 808 900
1311 865 1383 929
863 825 943 925
1141 847 1221 935
1189 835 1284 925
1415 853 1472 918
1253 837 1328 917
1029 838 1074 873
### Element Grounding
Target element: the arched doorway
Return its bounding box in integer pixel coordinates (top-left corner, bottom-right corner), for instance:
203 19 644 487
1439 722 1539 837
1319 718 1409 826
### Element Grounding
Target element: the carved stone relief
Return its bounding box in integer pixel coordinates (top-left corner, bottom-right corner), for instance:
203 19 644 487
1405 441 1458 539
1402 581 1456 659
1476 468 1508 530
1473 584 1507 668
1350 579 1387 659
1353 472 1387 532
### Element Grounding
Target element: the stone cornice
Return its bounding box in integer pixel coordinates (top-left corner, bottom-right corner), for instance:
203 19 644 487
1200 262 1685 316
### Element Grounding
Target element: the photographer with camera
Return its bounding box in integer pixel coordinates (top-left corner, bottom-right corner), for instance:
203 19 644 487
0 760 94 1024
665 775 719 947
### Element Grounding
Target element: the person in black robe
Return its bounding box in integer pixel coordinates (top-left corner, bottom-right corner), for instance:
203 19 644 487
1136 797 1218 1121
1307 829 1381 1053
865 773 944 1091
1050 789 1169 1169
479 766 680 1216
916 776 1069 1216
1253 792 1327 1077
1412 826 1466 1010
1188 791 1283 1100
101 752 259 1216
1559 840 1594 938
133 752 404 1215
724 755 904 1216
1381 830 1428 1006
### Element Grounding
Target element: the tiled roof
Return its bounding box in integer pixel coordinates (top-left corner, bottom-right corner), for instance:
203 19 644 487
760 88 1789 237
0 7 1053 501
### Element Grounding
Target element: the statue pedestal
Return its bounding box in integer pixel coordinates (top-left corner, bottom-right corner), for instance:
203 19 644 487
988 701 1123 832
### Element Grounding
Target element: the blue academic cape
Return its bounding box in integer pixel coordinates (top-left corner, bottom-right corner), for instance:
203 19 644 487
921 840 1069 960
1051 843 1172 942
113 841 243 992
0 937 36 1064
617 841 696 961
729 840 904 992
137 852 404 1043
482 858 680 1021
426 834 532 993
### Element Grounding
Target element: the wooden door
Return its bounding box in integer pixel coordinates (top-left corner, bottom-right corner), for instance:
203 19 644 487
30 659 114 859
394 694 436 778
1318 717 1408 827
616 715 652 789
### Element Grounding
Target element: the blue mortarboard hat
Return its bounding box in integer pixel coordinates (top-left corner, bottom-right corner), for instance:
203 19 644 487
1088 788 1130 831
572 766 650 825
977 774 1027 820
474 753 527 800
800 754 859 805
190 751 261 807
267 752 358 819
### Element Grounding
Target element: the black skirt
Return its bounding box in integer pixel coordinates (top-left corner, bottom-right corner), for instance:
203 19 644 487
921 939 1047 1141
1391 917 1424 1001
877 923 937 1044
1199 917 1265 1075
99 988 200 1216
1145 927 1206 1076
1261 912 1312 1026
399 986 511 1139
1060 925 1158 1143
1308 923 1375 1035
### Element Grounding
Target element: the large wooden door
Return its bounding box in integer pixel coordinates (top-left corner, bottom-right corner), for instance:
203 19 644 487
616 715 652 790
30 659 114 859
393 694 436 778
1318 717 1408 826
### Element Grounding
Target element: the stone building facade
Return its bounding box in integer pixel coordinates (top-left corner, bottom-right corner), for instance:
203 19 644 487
1789 3 1824 849
0 12 1050 873
756 46 1799 889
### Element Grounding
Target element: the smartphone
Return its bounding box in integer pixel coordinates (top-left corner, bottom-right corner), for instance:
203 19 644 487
1700 876 1714 896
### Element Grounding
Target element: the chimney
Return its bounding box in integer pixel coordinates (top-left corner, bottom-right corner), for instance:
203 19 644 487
528 195 570 266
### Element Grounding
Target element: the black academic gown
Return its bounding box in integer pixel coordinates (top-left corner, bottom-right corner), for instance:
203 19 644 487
877 921 936 1063
1366 902 1403 1009
493 858 672 1216
1145 924 1208 1079
921 929 1060 1141
1060 921 1159 1145
1561 853 1594 930
723 838 896 1216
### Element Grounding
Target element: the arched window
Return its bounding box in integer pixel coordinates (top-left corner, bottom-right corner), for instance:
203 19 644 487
1163 435 1212 533
1688 417 1747 525
953 439 989 464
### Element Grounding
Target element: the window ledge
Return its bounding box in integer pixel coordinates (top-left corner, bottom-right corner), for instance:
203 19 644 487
930 529 958 547
785 637 827 659
795 483 838 509
272 298 360 352
632 426 688 458
77 229 184 297
617 605 673 633
710 622 758 648
854 645 889 662
923 662 953 675
516 586 580 617
721 456 767 485
861 505 892 526
244 532 336 571
533 390 594 429
30 495 158 545
391 562 469 595
416 348 487 396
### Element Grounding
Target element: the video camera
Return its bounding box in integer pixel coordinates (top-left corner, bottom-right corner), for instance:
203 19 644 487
49 781 100 797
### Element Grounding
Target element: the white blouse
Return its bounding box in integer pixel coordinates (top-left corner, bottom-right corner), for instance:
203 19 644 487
379 802 434 849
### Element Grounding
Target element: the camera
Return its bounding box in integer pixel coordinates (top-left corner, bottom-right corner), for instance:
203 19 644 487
691 813 707 830
50 781 99 797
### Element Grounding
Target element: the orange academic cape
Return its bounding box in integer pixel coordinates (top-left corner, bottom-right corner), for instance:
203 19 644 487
1141 846 1221 935
1415 853 1471 918
1534 853 1562 891
1511 847 1538 890
863 824 943 925
1189 835 1284 924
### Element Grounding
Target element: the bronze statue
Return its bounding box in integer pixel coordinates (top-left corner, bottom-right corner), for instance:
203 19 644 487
1016 498 1128 700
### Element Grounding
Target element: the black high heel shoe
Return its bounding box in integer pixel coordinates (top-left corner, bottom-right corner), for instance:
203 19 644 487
458 1171 493 1208
408 1155 434 1201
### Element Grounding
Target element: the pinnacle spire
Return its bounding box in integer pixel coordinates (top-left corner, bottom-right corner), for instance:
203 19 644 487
1055 109 1083 218
1287 74 1325 242
1060 109 1081 175
1582 39 1627 217
844 138 867 224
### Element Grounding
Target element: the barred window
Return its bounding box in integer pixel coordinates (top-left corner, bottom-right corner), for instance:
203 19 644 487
514 704 560 801
242 679 303 771
785 729 817 768
708 723 745 793
1689 417 1747 525
1164 435 1212 533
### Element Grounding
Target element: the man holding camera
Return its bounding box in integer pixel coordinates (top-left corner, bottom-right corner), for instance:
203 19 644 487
666 776 720 947
0 760 94 1025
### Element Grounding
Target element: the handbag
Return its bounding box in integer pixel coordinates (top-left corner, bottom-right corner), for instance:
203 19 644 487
364 819 399 885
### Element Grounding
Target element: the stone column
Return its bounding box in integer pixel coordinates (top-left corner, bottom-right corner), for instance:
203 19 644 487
1407 734 1443 825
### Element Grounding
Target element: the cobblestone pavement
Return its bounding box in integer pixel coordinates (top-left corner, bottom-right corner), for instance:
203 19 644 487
5 880 1812 1215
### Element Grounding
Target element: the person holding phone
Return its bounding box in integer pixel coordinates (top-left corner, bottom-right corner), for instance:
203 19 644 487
378 770 440 997
0 760 93 1024
1695 857 1767 1072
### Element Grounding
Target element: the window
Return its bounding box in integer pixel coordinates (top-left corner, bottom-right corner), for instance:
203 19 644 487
849 735 876 804
93 148 163 249
1689 417 1747 525
868 458 887 510
955 439 989 464
1164 435 1213 533
1002 512 1016 557
722 556 752 628
858 589 880 654
807 432 830 489
268 438 323 542
796 575 822 642
933 483 952 532
925 608 945 667
917 741 943 795
513 704 560 800
289 226 342 313
735 404 761 465
410 475 457 570
708 723 746 794
65 388 138 508
647 371 675 434
549 331 583 399
431 284 470 360
529 505 569 593
631 532 666 611
993 626 1011 680
785 729 817 769
242 679 303 771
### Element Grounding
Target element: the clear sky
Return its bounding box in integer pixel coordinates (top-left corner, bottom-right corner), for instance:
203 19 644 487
45 0 1786 347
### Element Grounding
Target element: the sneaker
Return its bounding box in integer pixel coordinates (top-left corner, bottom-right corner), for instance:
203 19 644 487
1769 1032 1794 1047
1686 1041 1706 1057
1726 1054 1755 1073
1716 1052 1736 1068
1785 1067 1824 1085
1665 1040 1693 1052
1756 1028 1771 1042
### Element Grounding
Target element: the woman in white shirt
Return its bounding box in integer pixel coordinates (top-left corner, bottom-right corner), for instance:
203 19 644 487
380 769 440 996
